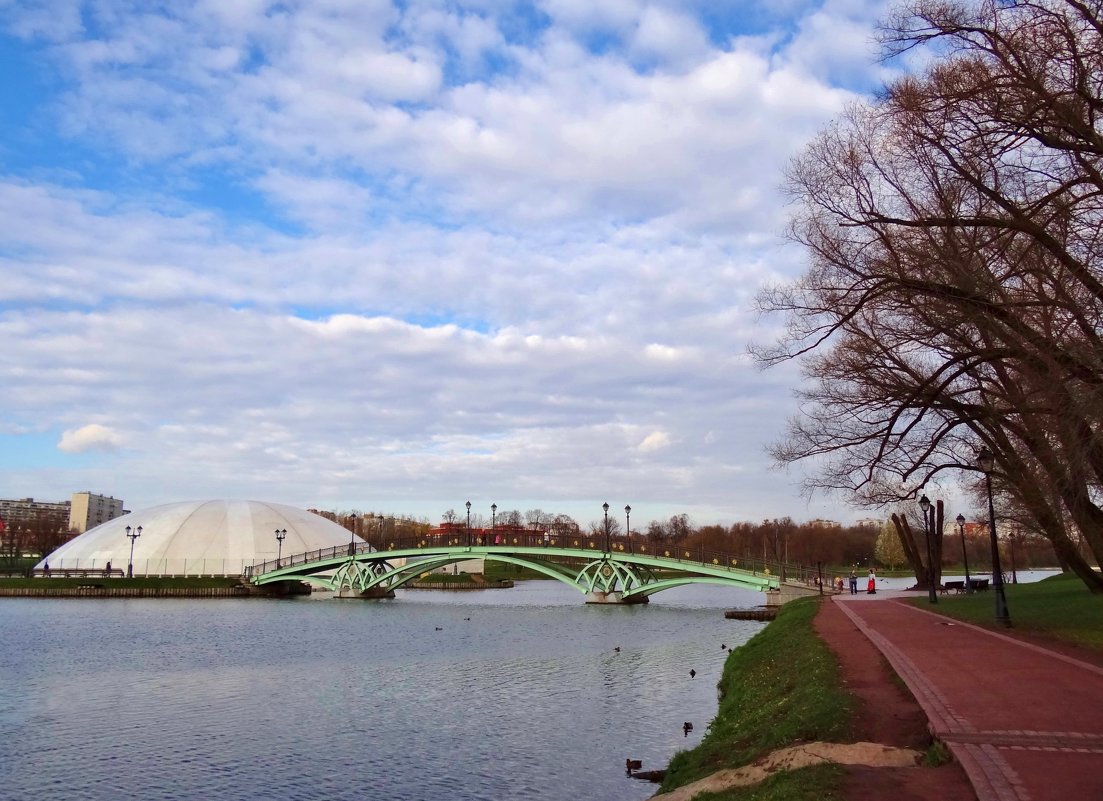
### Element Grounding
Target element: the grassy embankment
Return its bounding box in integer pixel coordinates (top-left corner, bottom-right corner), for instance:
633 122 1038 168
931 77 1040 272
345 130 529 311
658 597 854 801
483 561 558 581
905 572 1103 651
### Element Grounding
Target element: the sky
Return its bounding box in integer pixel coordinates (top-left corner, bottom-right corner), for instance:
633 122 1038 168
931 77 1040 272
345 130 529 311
0 0 898 530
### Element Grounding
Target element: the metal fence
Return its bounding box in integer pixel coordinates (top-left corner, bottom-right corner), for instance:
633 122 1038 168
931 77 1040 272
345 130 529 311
245 531 821 585
30 558 254 577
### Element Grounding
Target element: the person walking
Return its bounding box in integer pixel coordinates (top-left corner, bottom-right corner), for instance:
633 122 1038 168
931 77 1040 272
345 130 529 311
849 570 858 594
867 568 876 594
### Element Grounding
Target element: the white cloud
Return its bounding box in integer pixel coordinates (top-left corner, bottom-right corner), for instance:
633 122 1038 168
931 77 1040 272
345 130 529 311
0 1 885 526
58 424 124 453
639 430 671 452
6 0 868 234
630 6 710 65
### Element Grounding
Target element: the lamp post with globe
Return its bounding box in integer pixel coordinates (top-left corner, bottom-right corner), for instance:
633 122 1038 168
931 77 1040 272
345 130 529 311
125 524 143 578
275 528 287 567
602 502 610 553
956 514 971 592
918 496 938 604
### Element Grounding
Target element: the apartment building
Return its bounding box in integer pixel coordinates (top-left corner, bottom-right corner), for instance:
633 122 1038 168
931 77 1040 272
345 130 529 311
0 497 71 527
69 491 126 533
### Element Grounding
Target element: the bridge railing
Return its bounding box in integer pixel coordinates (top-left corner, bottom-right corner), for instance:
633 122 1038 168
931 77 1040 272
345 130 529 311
246 532 820 585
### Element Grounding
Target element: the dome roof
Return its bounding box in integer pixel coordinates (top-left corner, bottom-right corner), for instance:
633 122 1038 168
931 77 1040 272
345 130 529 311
37 500 360 576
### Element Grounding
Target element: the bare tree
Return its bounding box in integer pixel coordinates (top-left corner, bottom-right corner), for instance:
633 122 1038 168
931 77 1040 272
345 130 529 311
525 509 548 530
646 520 667 542
549 514 579 536
759 0 1103 590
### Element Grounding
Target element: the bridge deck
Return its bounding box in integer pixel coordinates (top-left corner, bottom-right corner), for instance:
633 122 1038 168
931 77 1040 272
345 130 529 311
248 533 818 601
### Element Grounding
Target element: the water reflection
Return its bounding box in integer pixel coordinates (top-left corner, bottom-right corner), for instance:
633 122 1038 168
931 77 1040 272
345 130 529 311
0 582 766 801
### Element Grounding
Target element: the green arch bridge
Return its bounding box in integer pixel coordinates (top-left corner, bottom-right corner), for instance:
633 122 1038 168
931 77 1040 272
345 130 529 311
245 531 822 604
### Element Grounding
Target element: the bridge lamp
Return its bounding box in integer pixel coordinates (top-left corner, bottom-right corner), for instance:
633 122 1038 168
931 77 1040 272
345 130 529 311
976 448 1011 626
918 496 938 604
275 528 287 567
466 500 472 546
491 503 497 539
125 524 142 578
602 502 610 554
625 505 631 553
956 513 971 592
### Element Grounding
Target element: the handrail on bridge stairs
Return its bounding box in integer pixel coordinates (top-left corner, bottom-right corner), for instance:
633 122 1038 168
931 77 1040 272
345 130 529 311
245 533 822 605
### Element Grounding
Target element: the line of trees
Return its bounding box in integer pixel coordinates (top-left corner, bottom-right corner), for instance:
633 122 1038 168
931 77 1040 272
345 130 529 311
757 0 1103 591
0 511 73 564
314 505 1061 573
319 507 875 567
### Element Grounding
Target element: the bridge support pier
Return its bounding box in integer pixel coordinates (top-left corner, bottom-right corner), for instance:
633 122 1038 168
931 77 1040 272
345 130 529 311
584 591 649 605
336 587 396 599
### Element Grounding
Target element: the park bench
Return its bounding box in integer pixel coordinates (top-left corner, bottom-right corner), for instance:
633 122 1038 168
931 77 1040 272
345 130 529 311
33 568 126 579
939 578 991 594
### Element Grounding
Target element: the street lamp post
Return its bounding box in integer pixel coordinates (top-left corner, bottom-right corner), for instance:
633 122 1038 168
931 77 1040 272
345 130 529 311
976 448 1012 626
491 503 497 544
602 502 610 553
275 528 287 566
125 524 143 578
1009 532 1019 584
956 514 971 592
776 519 787 582
466 500 472 546
625 504 631 552
918 496 938 604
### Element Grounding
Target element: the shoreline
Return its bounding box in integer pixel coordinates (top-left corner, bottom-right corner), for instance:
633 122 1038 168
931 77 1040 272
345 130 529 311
0 585 260 598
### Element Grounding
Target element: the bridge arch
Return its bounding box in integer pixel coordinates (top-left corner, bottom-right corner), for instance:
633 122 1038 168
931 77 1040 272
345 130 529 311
247 540 799 604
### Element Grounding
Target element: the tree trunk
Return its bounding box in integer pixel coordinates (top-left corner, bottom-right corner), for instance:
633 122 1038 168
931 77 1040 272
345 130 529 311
891 513 928 588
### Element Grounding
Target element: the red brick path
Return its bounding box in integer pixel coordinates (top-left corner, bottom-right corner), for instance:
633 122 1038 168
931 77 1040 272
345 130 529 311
835 595 1103 801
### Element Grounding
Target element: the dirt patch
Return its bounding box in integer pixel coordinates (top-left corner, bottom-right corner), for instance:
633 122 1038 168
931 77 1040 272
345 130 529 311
650 741 922 801
813 598 977 800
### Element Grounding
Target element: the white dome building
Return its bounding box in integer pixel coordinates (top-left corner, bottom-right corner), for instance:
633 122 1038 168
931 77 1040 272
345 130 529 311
36 500 360 576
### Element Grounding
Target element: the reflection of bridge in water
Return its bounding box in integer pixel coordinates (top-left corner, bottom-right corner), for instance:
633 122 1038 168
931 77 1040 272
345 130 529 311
246 530 821 605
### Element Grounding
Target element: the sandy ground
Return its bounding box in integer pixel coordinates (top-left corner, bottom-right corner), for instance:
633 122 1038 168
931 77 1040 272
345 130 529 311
649 741 923 801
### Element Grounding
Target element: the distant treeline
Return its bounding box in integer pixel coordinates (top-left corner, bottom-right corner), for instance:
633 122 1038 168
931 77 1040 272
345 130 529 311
308 508 1059 569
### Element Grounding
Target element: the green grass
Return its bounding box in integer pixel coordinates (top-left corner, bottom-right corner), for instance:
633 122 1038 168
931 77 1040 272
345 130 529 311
659 598 854 795
482 562 548 581
922 741 952 768
0 576 243 589
0 557 40 573
906 572 1103 651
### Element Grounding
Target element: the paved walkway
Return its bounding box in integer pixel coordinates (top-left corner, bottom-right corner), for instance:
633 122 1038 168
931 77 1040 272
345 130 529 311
834 591 1103 801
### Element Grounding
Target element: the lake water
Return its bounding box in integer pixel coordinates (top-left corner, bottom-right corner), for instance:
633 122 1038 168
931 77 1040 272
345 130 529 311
0 582 770 801
869 568 1061 591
